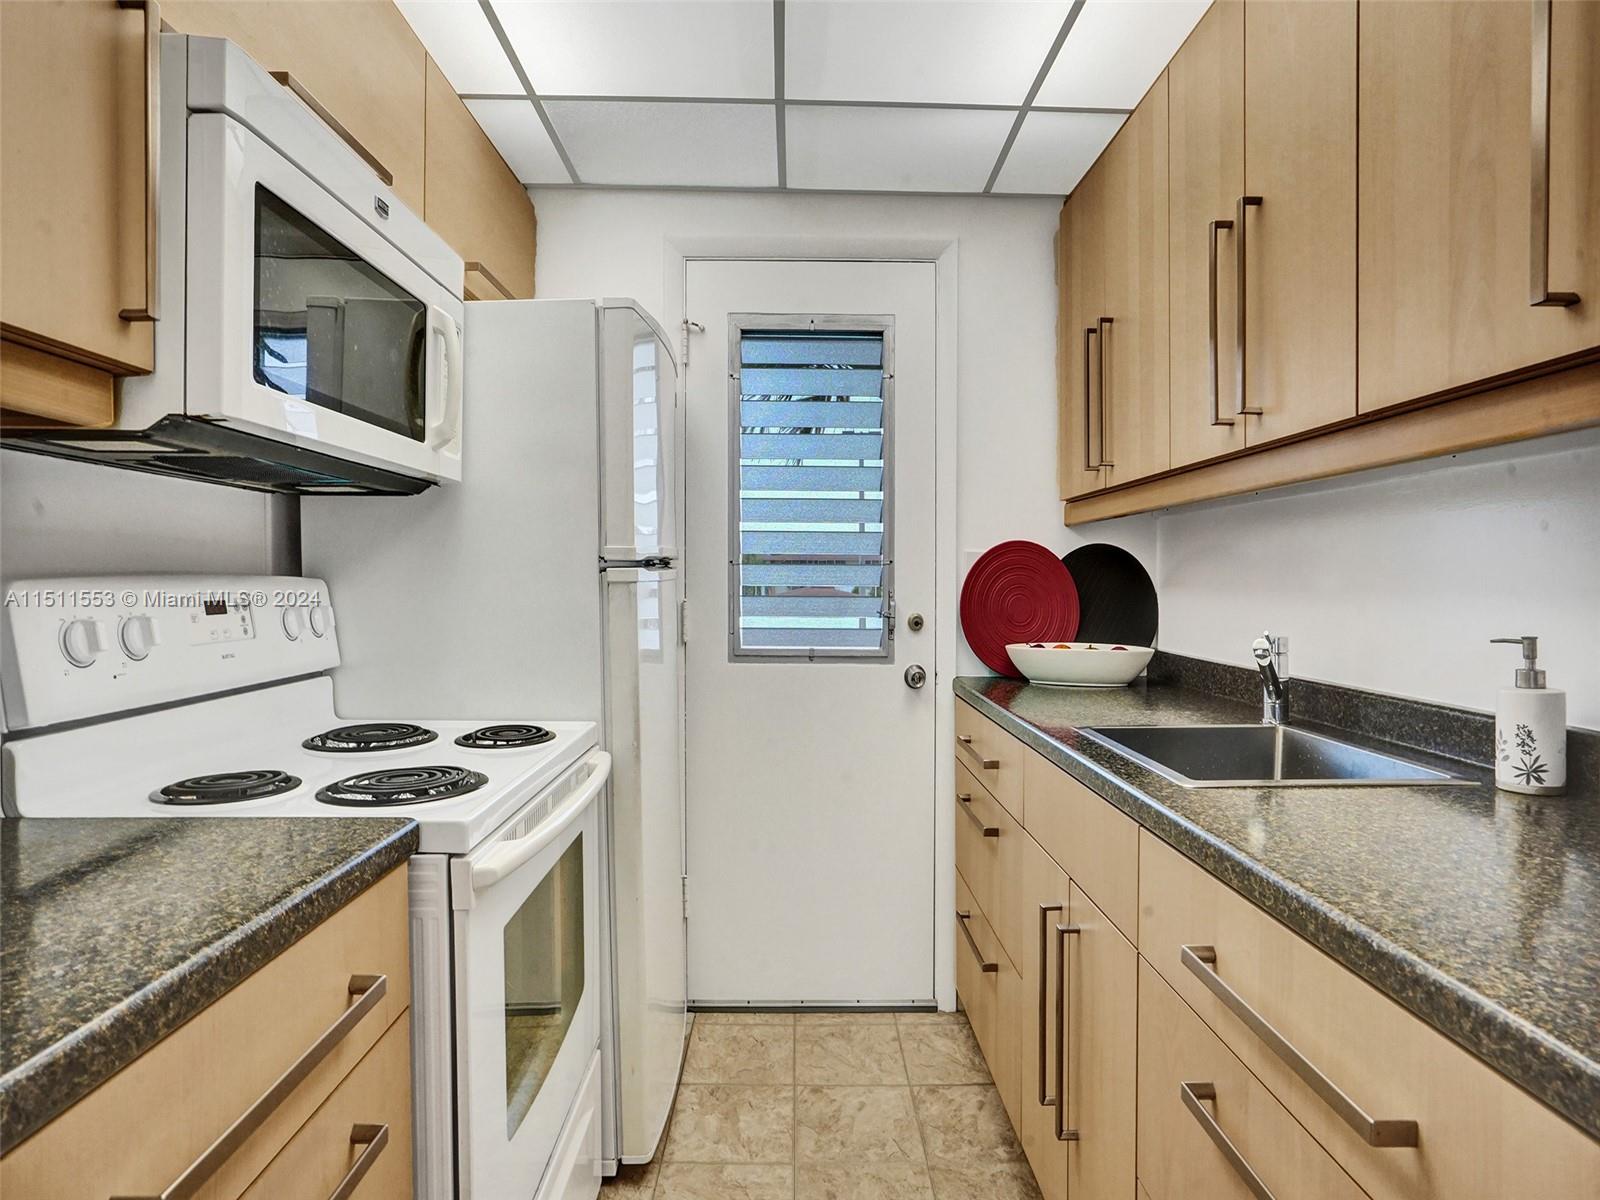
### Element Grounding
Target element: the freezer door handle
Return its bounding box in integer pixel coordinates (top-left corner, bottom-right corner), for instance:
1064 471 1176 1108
468 751 612 892
601 555 675 571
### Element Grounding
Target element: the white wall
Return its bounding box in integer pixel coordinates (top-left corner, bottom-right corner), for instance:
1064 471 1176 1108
0 452 279 579
529 187 1155 676
1134 431 1600 729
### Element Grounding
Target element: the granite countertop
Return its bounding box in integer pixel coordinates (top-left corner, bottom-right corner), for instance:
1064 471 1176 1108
0 817 418 1152
954 674 1600 1141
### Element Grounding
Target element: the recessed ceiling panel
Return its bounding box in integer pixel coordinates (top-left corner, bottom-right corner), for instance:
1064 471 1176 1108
785 105 1014 193
491 0 775 98
785 0 1072 105
1035 0 1210 109
546 100 778 187
993 109 1125 194
399 0 523 94
465 99 572 183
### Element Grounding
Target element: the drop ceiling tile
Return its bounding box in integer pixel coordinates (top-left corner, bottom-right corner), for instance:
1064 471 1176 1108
785 0 1072 105
465 99 572 183
1036 0 1210 109
785 105 1014 193
545 100 778 187
491 1 774 99
399 0 523 94
993 109 1125 194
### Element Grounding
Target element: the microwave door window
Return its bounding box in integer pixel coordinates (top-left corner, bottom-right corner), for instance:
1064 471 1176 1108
253 186 427 441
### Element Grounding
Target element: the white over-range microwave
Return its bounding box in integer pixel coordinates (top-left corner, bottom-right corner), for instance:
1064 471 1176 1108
7 35 465 494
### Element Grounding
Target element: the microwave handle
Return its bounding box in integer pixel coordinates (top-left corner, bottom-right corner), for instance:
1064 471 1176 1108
426 305 464 455
469 751 612 892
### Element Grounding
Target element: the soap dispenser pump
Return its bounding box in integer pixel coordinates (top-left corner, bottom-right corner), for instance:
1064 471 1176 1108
1490 636 1566 795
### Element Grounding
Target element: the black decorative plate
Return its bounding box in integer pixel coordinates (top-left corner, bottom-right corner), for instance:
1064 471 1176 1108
1061 543 1158 647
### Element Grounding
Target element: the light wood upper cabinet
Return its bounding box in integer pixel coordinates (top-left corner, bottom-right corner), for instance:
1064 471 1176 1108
0 0 155 392
1240 0 1357 444
424 58 538 301
1358 0 1600 413
1168 1 1246 468
1058 179 1108 499
1099 75 1171 485
162 0 428 211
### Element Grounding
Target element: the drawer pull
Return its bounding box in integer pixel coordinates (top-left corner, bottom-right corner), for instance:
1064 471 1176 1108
956 910 998 973
956 735 999 772
957 793 999 837
1036 903 1064 1106
1052 920 1083 1142
1181 945 1419 1148
111 973 388 1200
1180 1081 1277 1200
328 1123 390 1200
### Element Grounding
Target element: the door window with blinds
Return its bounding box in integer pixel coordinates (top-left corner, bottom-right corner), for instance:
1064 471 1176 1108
730 318 893 660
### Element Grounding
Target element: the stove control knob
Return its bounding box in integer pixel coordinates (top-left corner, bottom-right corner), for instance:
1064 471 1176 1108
307 603 332 638
281 607 304 642
59 618 108 669
118 614 160 661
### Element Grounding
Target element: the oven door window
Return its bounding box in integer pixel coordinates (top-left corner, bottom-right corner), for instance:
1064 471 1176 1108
503 834 585 1137
253 186 427 440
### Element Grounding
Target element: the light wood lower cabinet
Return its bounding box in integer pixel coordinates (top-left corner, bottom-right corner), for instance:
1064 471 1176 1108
1358 0 1600 412
0 867 412 1200
1138 829 1600 1200
1022 746 1139 942
955 703 1025 822
1137 960 1367 1200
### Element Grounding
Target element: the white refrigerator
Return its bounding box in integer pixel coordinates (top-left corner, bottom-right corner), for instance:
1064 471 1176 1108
302 298 688 1172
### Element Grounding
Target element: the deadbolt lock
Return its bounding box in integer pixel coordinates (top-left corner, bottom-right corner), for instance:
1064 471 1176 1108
907 612 925 633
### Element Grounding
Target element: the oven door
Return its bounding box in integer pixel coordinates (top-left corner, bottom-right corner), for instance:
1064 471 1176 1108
452 752 610 1198
185 112 464 482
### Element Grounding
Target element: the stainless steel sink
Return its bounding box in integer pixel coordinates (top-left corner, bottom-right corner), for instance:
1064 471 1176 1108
1077 724 1473 788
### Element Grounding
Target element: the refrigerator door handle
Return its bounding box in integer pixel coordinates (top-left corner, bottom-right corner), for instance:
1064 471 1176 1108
600 555 676 572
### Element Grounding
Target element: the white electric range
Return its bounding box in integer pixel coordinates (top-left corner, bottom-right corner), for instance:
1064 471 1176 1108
0 576 608 1200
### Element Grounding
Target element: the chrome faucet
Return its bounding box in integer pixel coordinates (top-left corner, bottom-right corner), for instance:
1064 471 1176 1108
1252 632 1288 725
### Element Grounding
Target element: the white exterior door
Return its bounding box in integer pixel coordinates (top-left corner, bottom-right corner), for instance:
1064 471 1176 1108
683 259 938 1005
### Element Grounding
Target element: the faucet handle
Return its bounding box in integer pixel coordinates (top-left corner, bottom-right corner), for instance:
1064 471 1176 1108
1252 632 1286 665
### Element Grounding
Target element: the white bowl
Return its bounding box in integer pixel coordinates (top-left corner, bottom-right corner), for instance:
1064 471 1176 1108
1006 642 1155 688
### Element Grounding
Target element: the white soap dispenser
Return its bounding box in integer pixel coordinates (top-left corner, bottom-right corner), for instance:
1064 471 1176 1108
1490 636 1566 796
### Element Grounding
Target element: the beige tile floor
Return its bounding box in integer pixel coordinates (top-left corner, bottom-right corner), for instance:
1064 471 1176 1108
602 1012 1043 1200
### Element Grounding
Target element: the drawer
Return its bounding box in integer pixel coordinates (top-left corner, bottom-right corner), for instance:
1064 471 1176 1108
241 1011 413 1200
955 869 1001 1072
1024 746 1139 940
954 759 1026 969
536 1049 603 1200
1137 960 1368 1200
1139 832 1600 1199
1 866 411 1200
956 701 1024 821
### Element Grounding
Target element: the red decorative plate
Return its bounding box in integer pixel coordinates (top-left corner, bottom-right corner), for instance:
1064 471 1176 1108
960 541 1080 676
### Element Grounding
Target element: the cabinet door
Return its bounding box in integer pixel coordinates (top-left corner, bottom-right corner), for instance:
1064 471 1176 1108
1059 185 1107 500
1100 76 1171 485
424 58 537 301
0 0 154 378
1169 2 1247 468
1359 0 1600 413
1241 0 1357 444
1018 836 1071 1200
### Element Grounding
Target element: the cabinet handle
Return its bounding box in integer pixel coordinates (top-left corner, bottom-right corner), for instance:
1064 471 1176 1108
1180 1082 1278 1200
1530 0 1581 307
117 0 160 323
1208 218 1235 426
955 735 999 772
957 793 999 837
1035 903 1064 1107
1234 196 1263 415
1052 920 1083 1141
327 1123 390 1200
1181 946 1419 1147
269 72 395 187
465 261 516 301
110 974 389 1200
1082 325 1102 470
956 910 998 973
1096 316 1115 466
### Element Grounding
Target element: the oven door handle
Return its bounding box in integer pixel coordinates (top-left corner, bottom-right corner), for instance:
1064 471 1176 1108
469 751 611 892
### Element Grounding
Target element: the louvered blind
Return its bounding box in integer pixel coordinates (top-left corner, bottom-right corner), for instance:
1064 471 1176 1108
734 330 889 657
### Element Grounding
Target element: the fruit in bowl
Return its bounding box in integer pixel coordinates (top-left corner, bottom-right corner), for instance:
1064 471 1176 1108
1006 641 1154 687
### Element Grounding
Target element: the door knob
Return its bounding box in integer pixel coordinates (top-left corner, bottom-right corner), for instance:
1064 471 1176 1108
904 664 927 689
